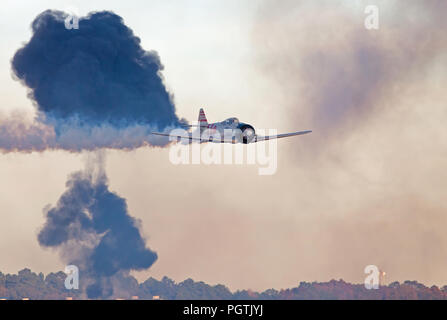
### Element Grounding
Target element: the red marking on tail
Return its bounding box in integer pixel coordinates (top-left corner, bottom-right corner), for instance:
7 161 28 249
198 108 208 126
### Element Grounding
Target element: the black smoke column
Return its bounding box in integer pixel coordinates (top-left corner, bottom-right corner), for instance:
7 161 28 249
38 153 157 298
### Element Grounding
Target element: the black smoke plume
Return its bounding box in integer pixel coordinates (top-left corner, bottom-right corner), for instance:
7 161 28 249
38 153 157 298
5 10 184 152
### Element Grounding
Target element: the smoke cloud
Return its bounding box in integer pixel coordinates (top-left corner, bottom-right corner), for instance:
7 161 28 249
5 10 184 152
235 0 447 288
38 152 157 298
253 0 447 140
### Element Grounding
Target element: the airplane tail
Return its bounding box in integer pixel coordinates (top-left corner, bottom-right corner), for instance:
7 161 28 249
198 108 208 132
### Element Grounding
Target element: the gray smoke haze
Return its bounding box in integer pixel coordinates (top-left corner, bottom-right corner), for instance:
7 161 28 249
4 10 184 153
243 0 447 287
38 152 157 299
253 0 447 140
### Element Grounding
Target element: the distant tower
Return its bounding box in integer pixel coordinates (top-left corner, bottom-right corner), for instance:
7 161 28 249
379 270 386 287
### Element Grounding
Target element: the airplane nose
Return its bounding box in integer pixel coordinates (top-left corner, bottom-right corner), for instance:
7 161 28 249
241 126 255 144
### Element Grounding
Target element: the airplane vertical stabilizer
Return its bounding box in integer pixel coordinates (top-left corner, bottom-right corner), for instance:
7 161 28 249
198 108 208 133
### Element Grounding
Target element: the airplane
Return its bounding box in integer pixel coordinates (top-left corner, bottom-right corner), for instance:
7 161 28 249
151 108 312 144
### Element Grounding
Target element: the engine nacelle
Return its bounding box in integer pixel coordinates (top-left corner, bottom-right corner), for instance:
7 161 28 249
239 124 256 144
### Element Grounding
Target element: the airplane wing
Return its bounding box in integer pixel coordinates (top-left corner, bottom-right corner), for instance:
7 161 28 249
179 124 199 128
252 130 312 143
151 132 232 143
151 130 312 143
151 132 203 142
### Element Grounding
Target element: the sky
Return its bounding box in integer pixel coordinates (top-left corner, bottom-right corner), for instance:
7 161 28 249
1 0 447 292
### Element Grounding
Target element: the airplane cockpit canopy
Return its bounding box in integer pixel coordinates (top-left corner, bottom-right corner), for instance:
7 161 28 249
224 117 239 125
